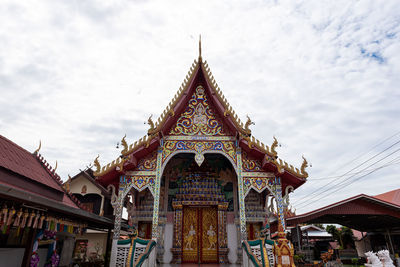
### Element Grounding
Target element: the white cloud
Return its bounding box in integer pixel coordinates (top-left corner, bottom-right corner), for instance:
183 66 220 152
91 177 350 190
0 0 399 213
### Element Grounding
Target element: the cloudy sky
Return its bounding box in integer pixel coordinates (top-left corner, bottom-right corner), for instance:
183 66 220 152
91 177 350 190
1 0 399 213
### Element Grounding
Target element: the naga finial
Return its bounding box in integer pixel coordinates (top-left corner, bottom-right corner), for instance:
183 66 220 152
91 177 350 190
121 134 128 154
147 114 155 135
34 140 41 154
64 175 72 191
244 115 254 135
94 155 101 173
54 160 58 172
199 34 202 61
301 155 309 177
271 136 278 156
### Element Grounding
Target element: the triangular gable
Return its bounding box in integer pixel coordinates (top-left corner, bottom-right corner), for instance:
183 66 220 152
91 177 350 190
94 53 308 187
169 85 232 136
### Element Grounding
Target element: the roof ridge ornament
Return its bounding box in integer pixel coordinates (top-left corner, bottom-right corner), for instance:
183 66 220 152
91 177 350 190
34 140 41 154
271 136 279 157
121 134 128 154
244 115 254 136
147 114 156 135
199 34 202 62
94 155 101 174
301 155 308 178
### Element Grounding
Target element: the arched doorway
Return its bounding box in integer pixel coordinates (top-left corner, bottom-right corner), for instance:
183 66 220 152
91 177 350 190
161 152 237 263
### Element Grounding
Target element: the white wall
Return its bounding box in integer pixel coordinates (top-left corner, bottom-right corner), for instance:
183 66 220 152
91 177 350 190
69 175 101 196
163 223 173 263
0 248 24 267
227 223 238 264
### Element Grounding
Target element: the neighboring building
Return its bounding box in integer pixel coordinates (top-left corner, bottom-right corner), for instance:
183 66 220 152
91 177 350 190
64 169 114 261
287 189 400 259
0 135 113 267
65 169 113 217
300 225 332 241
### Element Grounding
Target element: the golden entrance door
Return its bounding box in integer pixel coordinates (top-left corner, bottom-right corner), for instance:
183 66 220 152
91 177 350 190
182 206 218 263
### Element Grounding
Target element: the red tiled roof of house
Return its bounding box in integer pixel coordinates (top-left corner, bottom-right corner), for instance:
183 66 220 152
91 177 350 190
0 135 62 192
0 135 79 209
374 189 400 206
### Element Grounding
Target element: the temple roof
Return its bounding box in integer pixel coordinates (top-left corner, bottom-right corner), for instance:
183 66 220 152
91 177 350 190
94 52 308 188
0 134 90 210
0 135 63 192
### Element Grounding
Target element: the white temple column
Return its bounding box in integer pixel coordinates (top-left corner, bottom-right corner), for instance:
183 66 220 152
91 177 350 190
151 146 163 239
236 147 247 241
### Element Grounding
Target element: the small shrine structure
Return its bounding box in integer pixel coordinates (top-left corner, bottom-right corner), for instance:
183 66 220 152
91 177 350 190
94 39 309 265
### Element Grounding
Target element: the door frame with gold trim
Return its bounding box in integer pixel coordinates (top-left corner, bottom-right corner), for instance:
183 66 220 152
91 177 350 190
182 206 219 263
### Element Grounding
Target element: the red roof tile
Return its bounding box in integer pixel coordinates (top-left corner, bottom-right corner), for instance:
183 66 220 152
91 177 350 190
0 135 79 208
374 189 400 206
0 135 62 192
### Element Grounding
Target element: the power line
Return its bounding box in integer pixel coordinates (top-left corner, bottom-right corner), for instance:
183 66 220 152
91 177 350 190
296 151 400 208
292 138 400 206
332 130 400 171
295 148 400 209
297 153 400 209
309 160 400 180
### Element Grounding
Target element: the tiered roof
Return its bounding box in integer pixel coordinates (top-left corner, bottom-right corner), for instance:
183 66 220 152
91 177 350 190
94 47 308 189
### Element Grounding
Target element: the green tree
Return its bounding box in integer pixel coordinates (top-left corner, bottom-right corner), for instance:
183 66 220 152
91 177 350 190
326 225 355 249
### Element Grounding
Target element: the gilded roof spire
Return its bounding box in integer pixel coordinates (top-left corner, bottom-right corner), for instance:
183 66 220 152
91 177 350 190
199 34 202 62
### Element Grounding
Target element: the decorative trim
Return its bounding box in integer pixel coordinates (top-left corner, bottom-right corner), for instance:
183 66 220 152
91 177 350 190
236 148 247 241
151 147 163 239
126 171 157 176
165 135 235 141
243 177 275 197
243 172 274 178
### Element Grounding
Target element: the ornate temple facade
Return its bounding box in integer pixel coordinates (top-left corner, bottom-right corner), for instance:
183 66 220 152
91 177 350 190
94 42 308 265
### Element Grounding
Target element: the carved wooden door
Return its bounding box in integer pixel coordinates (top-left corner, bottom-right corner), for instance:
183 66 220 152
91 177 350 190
182 207 199 262
182 206 218 263
200 206 218 263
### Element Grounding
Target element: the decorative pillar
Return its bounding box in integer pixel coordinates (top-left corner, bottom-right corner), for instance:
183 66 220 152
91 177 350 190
236 147 247 241
151 146 163 239
274 182 286 230
109 176 126 267
171 203 183 263
218 202 229 263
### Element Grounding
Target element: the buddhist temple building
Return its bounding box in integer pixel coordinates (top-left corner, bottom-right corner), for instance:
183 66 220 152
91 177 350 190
94 41 309 265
